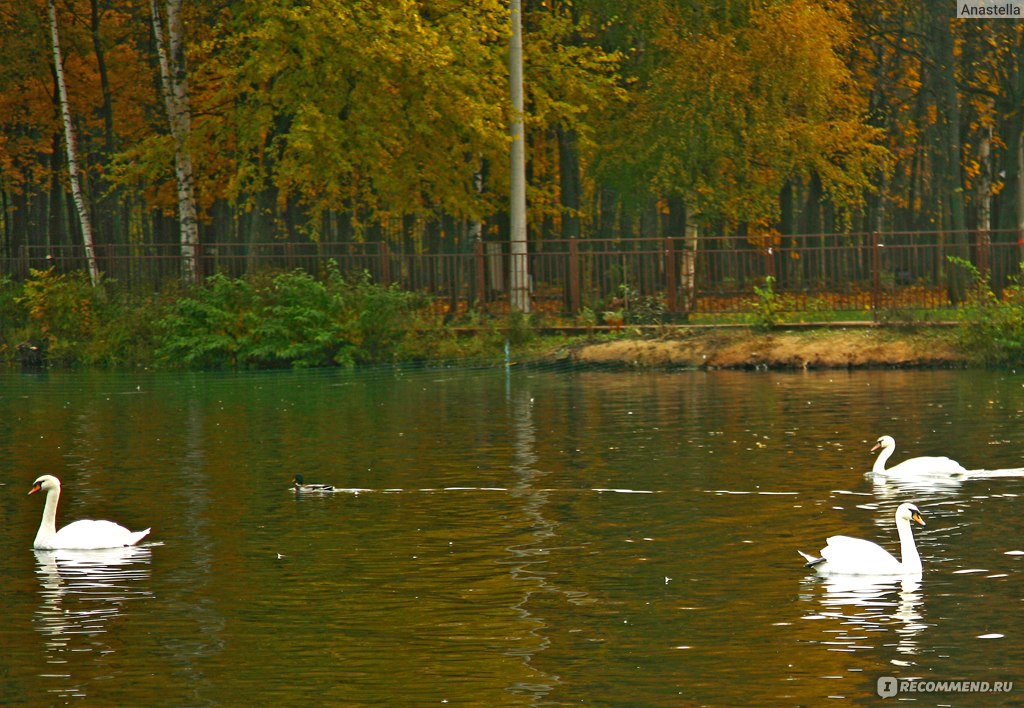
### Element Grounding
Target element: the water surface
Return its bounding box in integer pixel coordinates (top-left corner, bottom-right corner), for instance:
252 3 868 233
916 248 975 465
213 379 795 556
1 367 1023 704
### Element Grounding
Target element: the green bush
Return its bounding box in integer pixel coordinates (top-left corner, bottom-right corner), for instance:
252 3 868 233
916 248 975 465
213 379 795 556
154 266 425 369
752 275 781 331
949 257 1024 365
15 268 98 365
329 268 423 363
155 273 258 369
248 270 354 368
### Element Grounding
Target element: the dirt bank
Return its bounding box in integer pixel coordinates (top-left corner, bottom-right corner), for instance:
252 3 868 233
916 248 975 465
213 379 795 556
549 326 967 370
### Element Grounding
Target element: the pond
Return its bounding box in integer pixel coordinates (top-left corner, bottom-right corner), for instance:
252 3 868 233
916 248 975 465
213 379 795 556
1 366 1023 704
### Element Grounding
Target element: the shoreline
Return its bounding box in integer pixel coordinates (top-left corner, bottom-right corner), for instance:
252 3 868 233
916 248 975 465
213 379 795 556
537 326 969 370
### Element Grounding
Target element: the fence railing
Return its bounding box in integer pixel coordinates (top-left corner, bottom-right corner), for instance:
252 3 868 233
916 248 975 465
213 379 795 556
3 230 1022 317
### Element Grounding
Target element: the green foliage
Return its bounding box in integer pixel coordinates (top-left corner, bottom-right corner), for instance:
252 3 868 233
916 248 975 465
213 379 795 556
0 275 25 360
249 270 353 368
332 270 424 364
504 310 537 347
624 294 668 325
156 271 349 369
752 276 781 331
155 266 425 369
156 273 257 369
606 0 890 227
86 295 168 368
0 275 24 327
15 268 99 365
577 306 598 329
949 257 1024 365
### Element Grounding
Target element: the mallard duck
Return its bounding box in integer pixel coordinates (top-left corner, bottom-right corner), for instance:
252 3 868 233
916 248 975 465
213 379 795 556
29 475 151 550
292 474 334 492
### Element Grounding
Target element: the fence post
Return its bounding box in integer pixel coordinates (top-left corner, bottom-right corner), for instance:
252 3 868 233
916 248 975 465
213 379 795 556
664 236 677 313
568 237 580 314
871 231 881 320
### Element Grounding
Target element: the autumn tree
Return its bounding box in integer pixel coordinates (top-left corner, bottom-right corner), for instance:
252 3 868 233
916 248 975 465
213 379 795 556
604 0 888 233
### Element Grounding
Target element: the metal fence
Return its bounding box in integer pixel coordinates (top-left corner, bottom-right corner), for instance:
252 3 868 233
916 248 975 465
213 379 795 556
3 230 1022 317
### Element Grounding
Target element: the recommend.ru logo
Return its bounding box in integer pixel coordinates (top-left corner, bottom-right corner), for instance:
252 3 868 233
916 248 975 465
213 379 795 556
877 676 1014 698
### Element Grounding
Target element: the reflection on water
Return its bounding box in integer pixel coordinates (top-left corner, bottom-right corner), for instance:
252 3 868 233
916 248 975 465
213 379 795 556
33 546 154 700
800 574 926 660
2 368 1024 704
504 386 559 700
871 467 1024 501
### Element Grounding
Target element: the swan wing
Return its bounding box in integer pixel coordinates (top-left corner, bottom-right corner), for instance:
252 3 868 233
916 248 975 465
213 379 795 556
818 535 903 574
885 456 967 476
48 519 151 550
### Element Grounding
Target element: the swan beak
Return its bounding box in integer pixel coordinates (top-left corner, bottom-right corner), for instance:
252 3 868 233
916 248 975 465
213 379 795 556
912 511 925 526
28 483 41 495
870 442 881 453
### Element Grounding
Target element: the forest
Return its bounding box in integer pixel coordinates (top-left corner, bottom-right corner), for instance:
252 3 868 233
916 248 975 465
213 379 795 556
0 0 1021 289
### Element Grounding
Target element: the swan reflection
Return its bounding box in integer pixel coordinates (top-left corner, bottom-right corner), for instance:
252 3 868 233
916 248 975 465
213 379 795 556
801 574 926 657
34 546 154 655
872 466 1024 502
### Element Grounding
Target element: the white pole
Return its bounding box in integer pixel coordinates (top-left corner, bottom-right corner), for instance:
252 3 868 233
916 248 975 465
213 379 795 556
509 0 530 313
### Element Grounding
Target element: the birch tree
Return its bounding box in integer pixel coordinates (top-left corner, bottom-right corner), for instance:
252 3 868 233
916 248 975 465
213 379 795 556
150 0 199 283
48 0 99 286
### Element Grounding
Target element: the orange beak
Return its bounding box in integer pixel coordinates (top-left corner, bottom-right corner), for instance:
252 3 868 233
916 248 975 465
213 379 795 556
28 483 41 495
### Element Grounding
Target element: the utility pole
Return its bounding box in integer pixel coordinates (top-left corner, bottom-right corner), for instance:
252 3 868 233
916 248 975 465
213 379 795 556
509 0 530 312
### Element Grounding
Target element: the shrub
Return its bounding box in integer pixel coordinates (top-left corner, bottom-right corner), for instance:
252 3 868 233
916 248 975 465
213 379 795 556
16 268 98 365
752 275 781 331
949 257 1024 365
155 267 426 369
247 270 354 368
327 268 423 364
156 273 258 369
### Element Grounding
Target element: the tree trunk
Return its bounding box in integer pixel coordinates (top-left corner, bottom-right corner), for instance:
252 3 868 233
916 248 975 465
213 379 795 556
48 0 99 286
557 125 581 241
930 4 967 301
679 196 699 314
151 0 199 284
978 127 992 281
89 0 124 249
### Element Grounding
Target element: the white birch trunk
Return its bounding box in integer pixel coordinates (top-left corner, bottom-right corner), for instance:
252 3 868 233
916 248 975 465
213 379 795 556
151 0 199 283
680 197 699 313
48 0 100 286
979 129 992 267
469 162 484 243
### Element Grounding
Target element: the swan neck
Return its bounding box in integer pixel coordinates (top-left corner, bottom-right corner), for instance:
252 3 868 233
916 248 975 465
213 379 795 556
873 444 894 474
34 485 60 547
896 515 921 572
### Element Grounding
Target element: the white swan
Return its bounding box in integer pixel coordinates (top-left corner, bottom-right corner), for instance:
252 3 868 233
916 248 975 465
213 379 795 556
799 502 926 575
29 475 151 550
871 435 966 476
